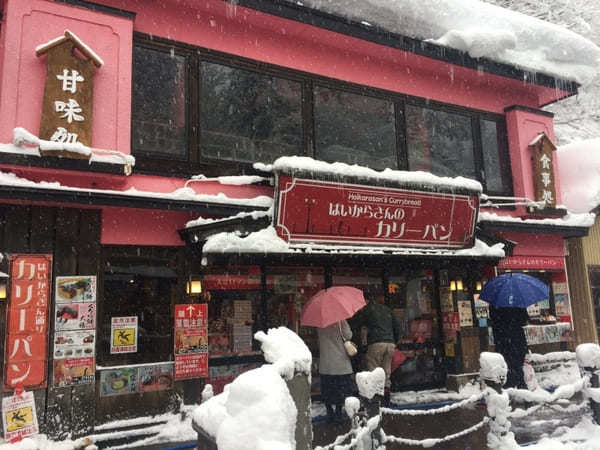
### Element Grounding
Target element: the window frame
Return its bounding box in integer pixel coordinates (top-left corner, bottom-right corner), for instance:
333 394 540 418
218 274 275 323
131 33 513 197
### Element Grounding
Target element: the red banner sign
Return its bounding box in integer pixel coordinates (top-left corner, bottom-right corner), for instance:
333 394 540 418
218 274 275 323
4 254 52 391
174 304 208 379
275 176 478 248
497 256 565 271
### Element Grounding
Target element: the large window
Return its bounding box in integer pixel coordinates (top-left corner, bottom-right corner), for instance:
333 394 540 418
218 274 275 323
200 62 302 163
405 105 476 180
132 45 188 158
314 87 396 170
132 36 513 196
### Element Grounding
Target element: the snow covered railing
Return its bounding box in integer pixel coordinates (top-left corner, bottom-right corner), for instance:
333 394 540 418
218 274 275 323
318 367 489 449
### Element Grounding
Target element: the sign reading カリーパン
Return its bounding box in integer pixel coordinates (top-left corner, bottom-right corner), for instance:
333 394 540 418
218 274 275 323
275 176 479 248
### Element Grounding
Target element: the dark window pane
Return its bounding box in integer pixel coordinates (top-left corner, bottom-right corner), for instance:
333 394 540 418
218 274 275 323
101 256 176 365
406 105 475 179
132 45 187 158
481 119 511 195
314 87 396 170
200 62 302 163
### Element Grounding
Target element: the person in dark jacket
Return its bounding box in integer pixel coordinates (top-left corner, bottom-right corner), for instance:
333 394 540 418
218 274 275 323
353 294 401 405
489 305 529 389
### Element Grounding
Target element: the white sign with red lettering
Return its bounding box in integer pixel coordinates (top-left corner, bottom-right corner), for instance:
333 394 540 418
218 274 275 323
2 390 38 441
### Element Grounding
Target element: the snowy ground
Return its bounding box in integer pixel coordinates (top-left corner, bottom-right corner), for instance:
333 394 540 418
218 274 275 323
3 352 600 449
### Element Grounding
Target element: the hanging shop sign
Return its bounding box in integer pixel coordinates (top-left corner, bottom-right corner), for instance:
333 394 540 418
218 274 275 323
529 132 558 209
3 254 52 392
36 30 103 154
2 390 38 441
275 176 478 248
110 317 138 354
174 304 209 379
497 256 564 271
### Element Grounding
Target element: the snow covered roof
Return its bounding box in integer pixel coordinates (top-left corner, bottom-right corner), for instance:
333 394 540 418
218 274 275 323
258 156 483 193
0 170 273 212
478 211 595 228
36 29 104 67
556 139 600 214
291 0 600 85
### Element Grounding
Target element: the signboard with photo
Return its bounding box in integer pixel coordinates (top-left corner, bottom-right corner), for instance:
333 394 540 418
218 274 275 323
55 276 96 303
55 302 96 331
110 316 138 354
138 364 174 392
100 368 139 397
174 304 209 379
2 391 38 441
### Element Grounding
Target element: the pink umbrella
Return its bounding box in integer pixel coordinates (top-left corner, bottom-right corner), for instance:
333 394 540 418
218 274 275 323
301 286 366 328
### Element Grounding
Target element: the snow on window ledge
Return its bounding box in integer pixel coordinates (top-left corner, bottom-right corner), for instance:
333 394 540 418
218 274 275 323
1 127 136 174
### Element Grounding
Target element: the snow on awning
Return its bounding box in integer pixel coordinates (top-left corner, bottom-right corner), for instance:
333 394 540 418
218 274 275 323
478 210 594 237
188 225 505 263
0 170 272 215
284 0 600 86
257 156 482 194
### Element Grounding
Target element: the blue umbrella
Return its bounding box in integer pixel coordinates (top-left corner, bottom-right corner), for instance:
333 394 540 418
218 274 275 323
479 273 549 308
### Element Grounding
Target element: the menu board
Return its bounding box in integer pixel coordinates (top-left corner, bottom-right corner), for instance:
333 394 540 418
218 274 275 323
53 276 97 386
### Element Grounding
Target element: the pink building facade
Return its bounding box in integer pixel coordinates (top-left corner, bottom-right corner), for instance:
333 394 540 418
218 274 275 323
0 0 589 438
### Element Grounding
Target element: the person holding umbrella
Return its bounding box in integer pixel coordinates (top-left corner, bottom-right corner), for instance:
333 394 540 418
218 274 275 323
480 273 549 389
301 286 366 424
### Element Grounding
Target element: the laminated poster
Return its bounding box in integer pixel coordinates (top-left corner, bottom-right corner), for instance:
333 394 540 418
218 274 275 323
110 316 138 354
100 368 138 397
138 364 174 392
53 358 94 387
55 302 96 331
55 276 97 303
174 304 208 379
2 391 38 441
458 300 473 327
554 294 570 316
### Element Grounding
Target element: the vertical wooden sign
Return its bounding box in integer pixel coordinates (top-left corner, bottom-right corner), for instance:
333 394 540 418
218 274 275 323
530 132 557 209
36 30 103 157
3 255 52 392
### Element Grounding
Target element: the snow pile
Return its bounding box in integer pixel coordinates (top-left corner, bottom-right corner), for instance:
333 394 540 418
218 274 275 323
186 174 269 186
479 211 596 228
480 352 508 385
356 367 385 399
557 139 600 213
192 365 297 450
576 343 600 369
259 156 483 192
391 381 482 405
254 327 312 379
201 384 214 403
203 226 289 254
344 396 361 419
485 388 519 450
298 0 600 84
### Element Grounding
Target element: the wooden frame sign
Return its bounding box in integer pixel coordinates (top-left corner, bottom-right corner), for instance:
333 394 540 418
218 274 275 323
530 132 557 209
36 30 103 157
